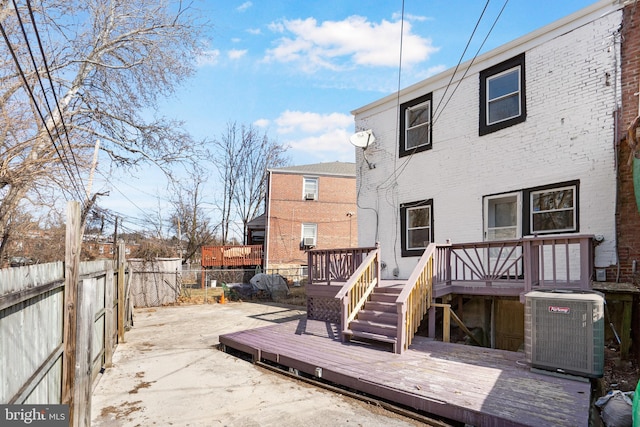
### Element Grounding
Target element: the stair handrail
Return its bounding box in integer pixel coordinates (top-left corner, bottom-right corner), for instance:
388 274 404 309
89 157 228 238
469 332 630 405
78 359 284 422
335 246 380 339
395 243 436 354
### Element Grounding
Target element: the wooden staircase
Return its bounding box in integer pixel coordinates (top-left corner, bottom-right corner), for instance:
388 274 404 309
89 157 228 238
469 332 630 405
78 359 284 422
347 285 403 351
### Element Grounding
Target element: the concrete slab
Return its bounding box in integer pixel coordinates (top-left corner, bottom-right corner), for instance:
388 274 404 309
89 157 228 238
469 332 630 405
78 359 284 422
91 303 423 426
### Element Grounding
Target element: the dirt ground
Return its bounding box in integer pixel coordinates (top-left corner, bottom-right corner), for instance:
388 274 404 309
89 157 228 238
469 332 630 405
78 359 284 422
91 302 425 427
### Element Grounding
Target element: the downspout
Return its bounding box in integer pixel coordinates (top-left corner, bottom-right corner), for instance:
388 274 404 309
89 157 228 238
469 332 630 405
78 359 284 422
613 26 622 282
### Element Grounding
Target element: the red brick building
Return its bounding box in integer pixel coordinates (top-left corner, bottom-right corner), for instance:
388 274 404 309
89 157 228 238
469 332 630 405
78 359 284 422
264 162 357 274
617 2 640 284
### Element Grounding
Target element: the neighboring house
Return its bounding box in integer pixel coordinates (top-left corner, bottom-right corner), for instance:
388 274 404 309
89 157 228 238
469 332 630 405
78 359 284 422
264 162 357 275
352 0 623 282
246 213 266 246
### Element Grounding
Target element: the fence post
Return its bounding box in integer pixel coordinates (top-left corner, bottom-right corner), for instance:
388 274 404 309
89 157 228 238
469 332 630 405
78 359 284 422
62 201 81 421
104 263 115 367
117 241 126 343
73 278 96 427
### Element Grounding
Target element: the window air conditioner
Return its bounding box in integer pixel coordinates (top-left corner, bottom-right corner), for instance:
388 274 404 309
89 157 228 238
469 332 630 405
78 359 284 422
524 290 604 378
303 237 315 247
305 192 316 200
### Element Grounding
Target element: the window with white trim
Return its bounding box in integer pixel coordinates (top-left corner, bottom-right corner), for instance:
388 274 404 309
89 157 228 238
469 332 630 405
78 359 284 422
301 223 317 248
399 93 432 157
479 53 526 135
484 193 521 241
400 199 433 257
303 177 318 200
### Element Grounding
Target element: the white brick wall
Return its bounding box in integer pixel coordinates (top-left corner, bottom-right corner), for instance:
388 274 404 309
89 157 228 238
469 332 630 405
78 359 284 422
354 6 622 279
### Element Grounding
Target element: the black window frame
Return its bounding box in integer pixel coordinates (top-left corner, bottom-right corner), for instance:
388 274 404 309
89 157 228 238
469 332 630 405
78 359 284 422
400 199 434 257
479 53 526 136
399 93 433 158
522 180 579 236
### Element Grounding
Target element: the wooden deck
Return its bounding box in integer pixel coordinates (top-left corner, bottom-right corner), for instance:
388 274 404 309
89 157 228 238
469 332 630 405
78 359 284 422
220 317 591 427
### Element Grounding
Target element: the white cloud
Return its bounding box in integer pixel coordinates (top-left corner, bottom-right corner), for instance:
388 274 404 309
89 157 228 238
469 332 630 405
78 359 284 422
275 110 352 134
231 37 242 43
264 16 438 72
391 12 432 22
287 128 354 161
228 49 248 59
267 22 285 33
254 118 270 128
237 1 252 12
247 28 262 35
196 49 221 66
272 111 354 162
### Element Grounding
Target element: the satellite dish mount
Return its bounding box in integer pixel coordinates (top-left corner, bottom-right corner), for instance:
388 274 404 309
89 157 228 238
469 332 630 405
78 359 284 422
349 129 376 169
349 129 375 149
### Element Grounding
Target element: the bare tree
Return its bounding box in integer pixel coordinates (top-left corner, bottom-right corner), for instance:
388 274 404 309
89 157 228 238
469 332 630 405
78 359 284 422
0 0 207 261
212 122 289 244
233 129 288 244
169 165 218 263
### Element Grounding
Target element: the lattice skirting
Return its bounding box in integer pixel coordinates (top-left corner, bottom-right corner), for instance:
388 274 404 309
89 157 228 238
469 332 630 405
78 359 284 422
307 296 340 323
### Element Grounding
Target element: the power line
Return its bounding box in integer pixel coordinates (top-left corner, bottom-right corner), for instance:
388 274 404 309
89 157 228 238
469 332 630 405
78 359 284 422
0 10 85 201
432 0 491 119
432 0 510 126
24 0 85 197
377 0 510 191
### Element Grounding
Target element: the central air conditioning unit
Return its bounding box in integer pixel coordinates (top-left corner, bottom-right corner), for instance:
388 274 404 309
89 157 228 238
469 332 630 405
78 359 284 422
525 290 604 378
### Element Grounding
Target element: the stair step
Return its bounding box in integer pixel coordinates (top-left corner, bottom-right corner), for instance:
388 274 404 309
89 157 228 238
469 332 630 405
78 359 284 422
350 319 397 336
357 310 397 325
376 286 403 294
349 330 397 344
364 301 396 313
370 293 397 303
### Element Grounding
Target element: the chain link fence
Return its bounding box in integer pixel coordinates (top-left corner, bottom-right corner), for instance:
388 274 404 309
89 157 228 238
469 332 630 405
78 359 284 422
179 267 307 306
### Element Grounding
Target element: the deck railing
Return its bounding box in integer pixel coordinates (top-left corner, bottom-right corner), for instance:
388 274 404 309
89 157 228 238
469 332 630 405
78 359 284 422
395 243 435 354
307 246 377 284
435 235 594 296
201 245 263 268
334 247 380 338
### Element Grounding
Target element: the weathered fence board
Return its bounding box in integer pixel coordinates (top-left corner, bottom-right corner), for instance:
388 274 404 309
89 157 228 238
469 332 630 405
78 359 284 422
128 258 182 307
0 259 125 407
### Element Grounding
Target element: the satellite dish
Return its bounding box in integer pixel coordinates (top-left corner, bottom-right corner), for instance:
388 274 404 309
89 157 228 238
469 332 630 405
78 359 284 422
349 129 375 149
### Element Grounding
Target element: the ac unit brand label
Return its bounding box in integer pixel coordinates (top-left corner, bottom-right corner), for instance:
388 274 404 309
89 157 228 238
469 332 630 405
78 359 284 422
548 306 570 314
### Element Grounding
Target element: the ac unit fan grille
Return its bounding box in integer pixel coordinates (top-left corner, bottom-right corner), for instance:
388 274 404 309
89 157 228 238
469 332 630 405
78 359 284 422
526 291 604 378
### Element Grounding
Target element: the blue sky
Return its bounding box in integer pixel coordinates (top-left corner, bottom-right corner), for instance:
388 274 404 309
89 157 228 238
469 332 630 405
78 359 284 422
99 0 597 230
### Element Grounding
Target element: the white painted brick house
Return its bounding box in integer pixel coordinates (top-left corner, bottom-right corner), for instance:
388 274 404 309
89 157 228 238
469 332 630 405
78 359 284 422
352 0 624 281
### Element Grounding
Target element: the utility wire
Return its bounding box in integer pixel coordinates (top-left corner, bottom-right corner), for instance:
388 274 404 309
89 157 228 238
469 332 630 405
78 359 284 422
24 0 85 198
378 0 509 191
11 0 84 197
433 0 510 126
0 15 85 201
432 0 491 118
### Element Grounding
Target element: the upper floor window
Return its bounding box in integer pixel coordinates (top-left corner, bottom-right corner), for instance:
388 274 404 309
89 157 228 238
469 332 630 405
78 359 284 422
399 93 432 157
303 177 318 200
479 53 526 136
400 199 433 257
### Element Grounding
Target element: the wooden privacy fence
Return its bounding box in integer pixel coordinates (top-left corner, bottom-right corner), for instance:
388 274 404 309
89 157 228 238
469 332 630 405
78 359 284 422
0 202 132 427
0 256 131 405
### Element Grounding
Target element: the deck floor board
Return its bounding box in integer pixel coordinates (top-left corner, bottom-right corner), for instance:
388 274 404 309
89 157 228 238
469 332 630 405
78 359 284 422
220 317 591 427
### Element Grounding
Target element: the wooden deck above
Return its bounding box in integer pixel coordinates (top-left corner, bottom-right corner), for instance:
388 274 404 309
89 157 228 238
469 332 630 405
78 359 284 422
220 317 591 426
201 245 263 268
